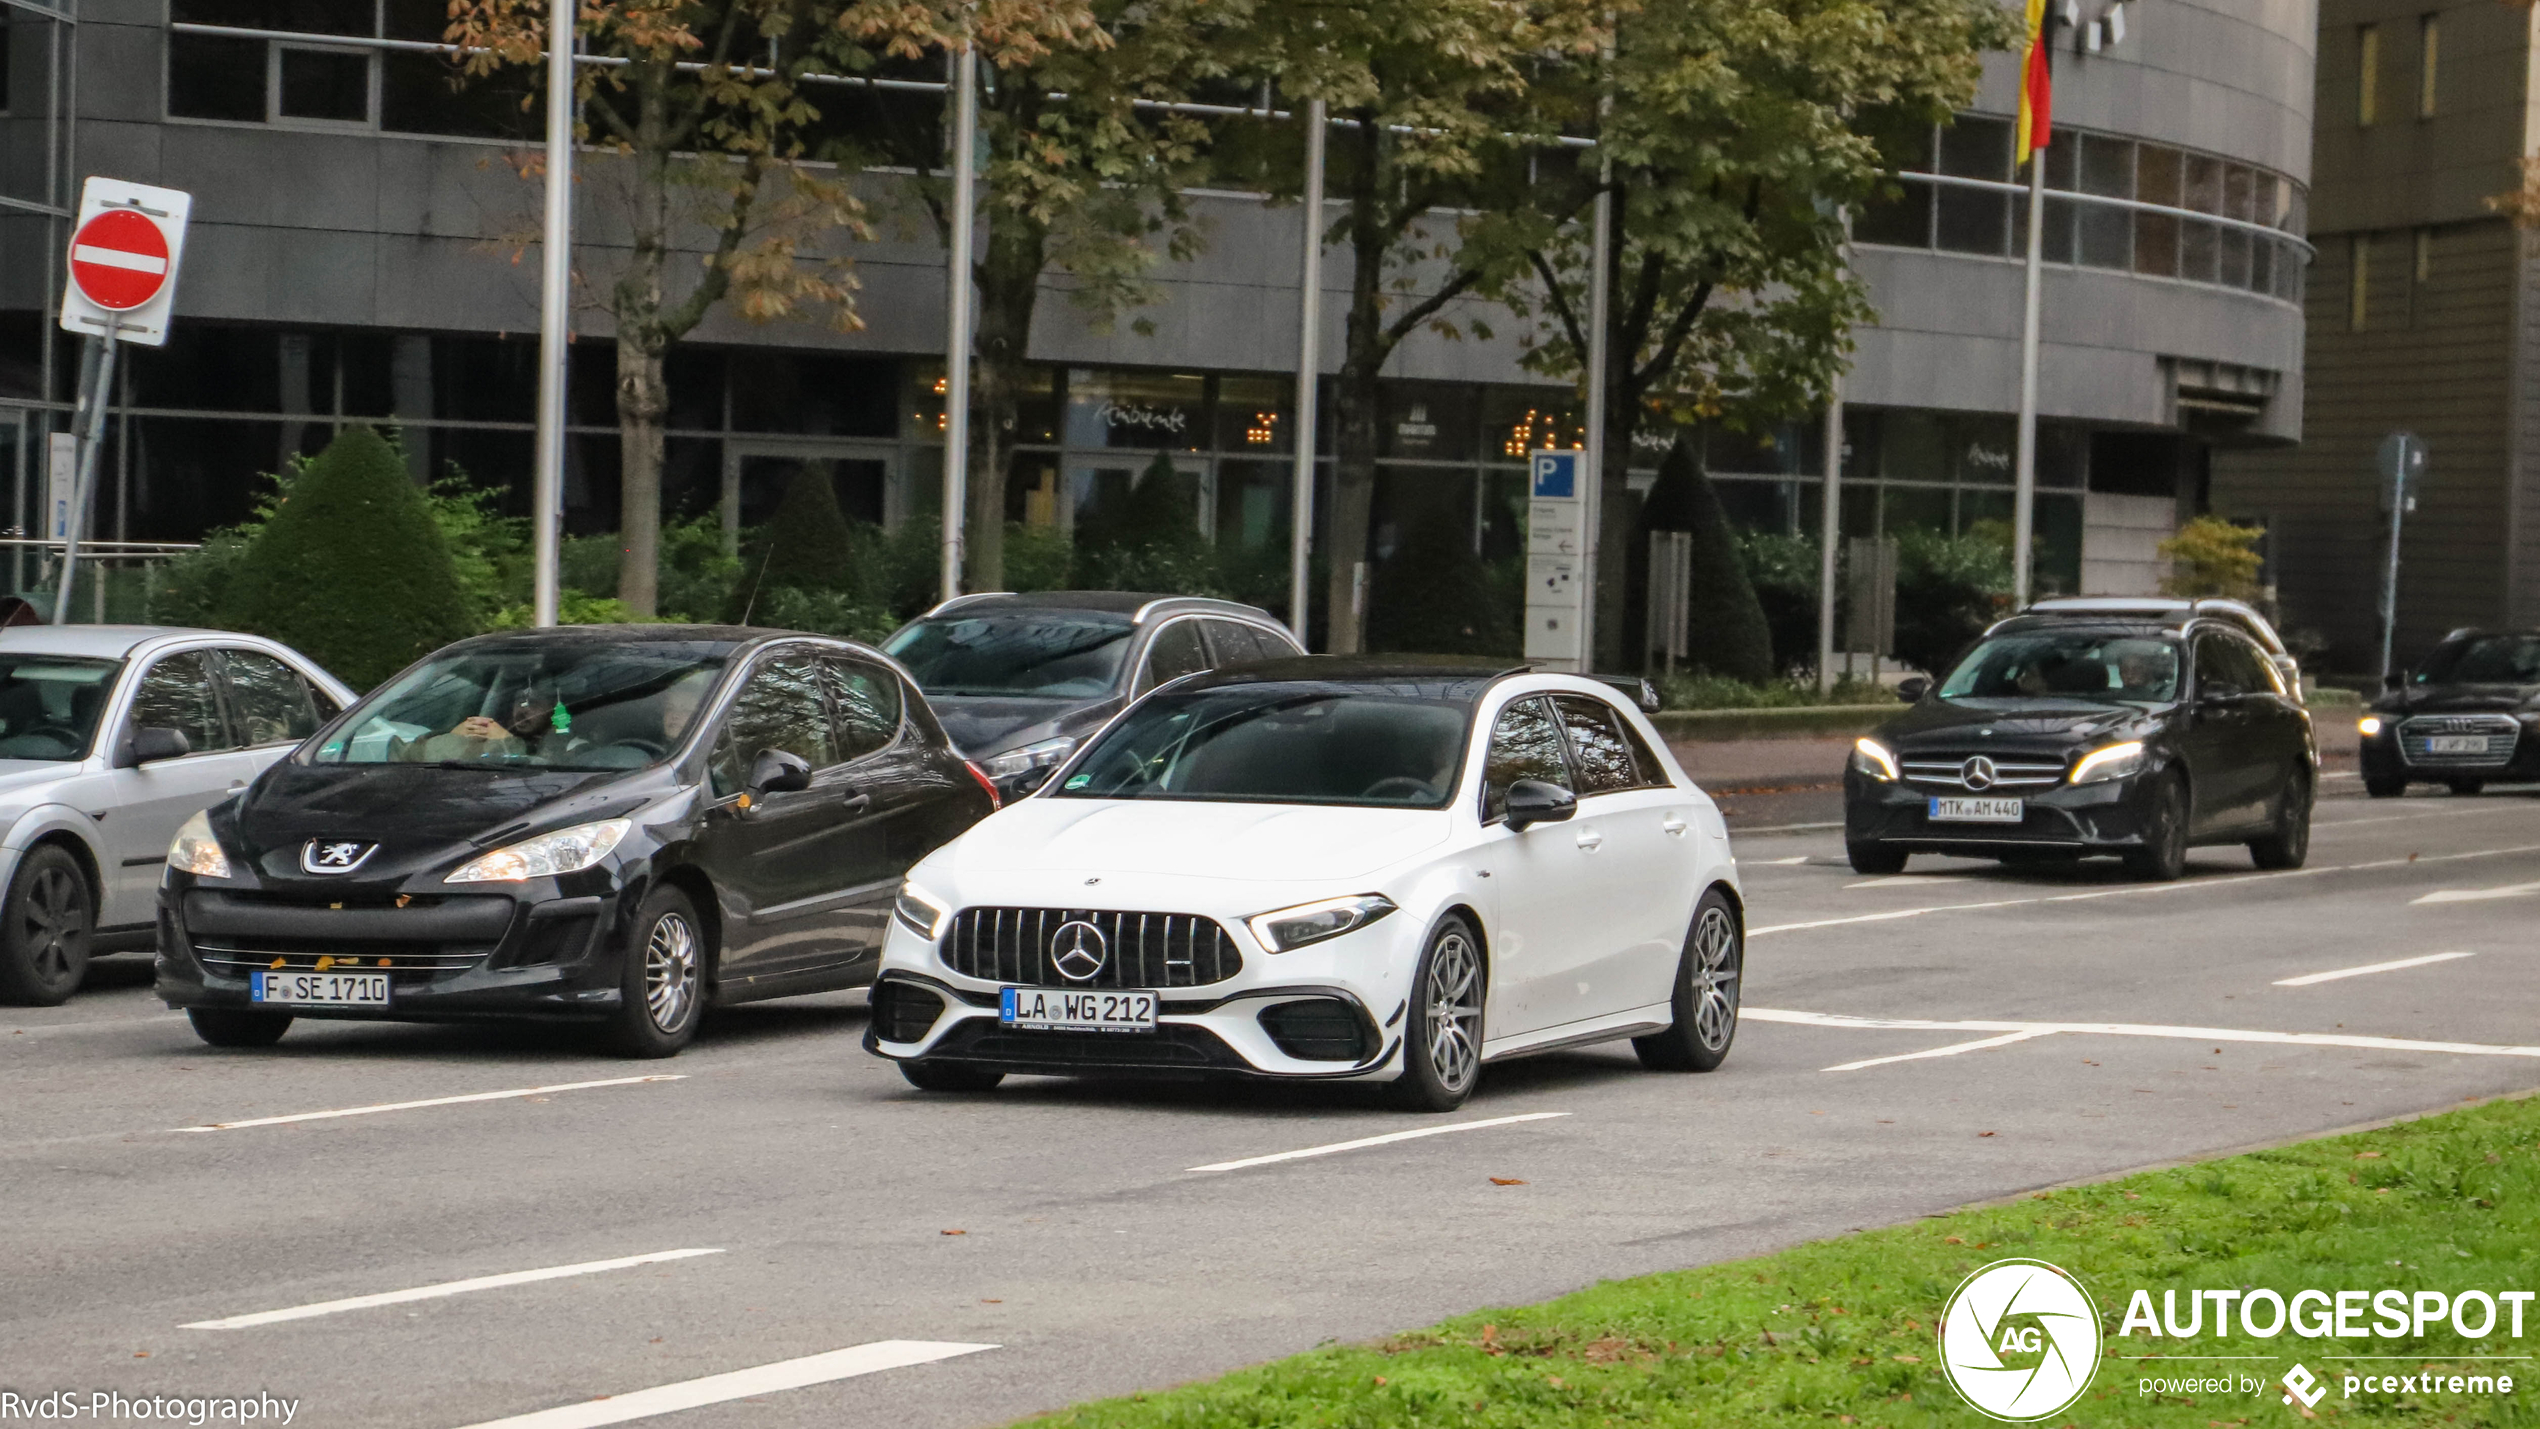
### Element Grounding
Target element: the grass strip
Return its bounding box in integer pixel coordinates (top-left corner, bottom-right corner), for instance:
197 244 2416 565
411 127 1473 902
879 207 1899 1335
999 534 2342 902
1022 1094 2540 1426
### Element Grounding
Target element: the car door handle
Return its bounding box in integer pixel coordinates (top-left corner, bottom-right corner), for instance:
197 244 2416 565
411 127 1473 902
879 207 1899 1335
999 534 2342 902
1574 830 1603 851
837 792 873 814
1661 815 1689 837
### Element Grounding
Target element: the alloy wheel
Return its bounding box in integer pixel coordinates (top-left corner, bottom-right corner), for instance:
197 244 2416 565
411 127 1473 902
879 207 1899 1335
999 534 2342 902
1689 904 1741 1052
1423 931 1483 1093
644 912 700 1032
23 865 85 984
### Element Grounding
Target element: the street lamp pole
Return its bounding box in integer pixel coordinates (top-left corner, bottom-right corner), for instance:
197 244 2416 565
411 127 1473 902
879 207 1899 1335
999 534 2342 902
940 40 980 604
1287 98 1326 648
530 0 575 628
1815 214 1847 696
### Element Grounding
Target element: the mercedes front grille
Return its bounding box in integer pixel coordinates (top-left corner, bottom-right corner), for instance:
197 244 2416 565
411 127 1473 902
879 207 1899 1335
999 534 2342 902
942 907 1244 988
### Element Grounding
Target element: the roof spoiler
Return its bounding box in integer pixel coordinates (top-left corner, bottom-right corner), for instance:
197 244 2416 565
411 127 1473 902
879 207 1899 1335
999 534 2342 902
922 591 1012 618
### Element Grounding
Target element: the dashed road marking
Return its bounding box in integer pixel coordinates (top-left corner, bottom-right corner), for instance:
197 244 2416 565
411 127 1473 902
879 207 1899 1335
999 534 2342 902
182 1249 724 1330
1188 1112 1570 1173
1746 1007 2540 1063
2273 951 2477 986
174 1076 684 1132
450 1341 997 1429
1821 1029 2055 1072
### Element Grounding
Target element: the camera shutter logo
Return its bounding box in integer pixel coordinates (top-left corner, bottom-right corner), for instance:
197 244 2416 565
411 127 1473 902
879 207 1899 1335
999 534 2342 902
1937 1258 2101 1422
1049 920 1108 982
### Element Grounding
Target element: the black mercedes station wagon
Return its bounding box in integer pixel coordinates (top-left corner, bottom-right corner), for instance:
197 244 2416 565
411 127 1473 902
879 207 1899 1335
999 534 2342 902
2359 629 2540 797
155 627 997 1056
1844 613 2317 880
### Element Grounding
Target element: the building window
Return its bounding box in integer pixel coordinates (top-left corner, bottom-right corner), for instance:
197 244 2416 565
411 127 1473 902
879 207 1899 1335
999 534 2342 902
2358 23 2381 125
2418 14 2439 118
167 2 541 139
2350 234 2371 331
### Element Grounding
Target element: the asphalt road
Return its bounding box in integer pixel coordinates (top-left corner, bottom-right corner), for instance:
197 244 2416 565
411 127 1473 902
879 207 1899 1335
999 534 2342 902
5 775 2538 1429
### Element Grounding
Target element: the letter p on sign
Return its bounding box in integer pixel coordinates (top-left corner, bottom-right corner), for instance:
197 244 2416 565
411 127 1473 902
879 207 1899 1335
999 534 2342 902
57 177 192 348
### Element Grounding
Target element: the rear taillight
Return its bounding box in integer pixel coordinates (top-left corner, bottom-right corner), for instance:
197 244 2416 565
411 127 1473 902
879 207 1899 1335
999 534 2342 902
964 760 1003 811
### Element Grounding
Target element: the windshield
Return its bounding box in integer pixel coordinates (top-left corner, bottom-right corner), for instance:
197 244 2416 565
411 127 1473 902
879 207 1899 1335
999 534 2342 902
312 641 732 770
884 613 1133 698
0 656 119 761
2417 634 2540 685
1053 685 1472 808
1938 633 2182 705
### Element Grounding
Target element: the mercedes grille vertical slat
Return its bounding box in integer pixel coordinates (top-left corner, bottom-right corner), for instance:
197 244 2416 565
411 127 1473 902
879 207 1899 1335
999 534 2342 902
938 907 1246 988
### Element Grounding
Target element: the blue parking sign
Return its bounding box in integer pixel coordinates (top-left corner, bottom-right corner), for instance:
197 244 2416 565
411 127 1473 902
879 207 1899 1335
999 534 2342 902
1531 451 1577 500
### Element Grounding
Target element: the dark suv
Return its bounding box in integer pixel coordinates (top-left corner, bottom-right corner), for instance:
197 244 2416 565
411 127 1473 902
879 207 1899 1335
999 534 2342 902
1844 613 2317 880
881 593 1304 794
2360 628 2540 796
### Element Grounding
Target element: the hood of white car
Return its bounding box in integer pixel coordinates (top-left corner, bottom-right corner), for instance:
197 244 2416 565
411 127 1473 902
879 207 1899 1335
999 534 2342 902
941 797 1452 884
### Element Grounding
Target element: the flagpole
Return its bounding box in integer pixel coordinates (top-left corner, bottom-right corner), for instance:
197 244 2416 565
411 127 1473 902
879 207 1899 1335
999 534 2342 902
2012 151 2043 609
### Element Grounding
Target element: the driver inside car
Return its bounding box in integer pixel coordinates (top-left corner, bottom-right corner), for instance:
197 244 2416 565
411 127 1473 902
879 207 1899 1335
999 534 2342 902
403 685 557 762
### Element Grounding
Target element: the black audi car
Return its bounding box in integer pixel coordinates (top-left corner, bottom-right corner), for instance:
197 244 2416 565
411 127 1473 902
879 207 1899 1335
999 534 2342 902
881 592 1303 795
2359 629 2540 797
1844 612 2316 880
154 627 996 1056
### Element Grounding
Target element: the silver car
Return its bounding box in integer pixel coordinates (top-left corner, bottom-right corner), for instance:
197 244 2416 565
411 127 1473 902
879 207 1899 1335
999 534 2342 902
0 626 351 1004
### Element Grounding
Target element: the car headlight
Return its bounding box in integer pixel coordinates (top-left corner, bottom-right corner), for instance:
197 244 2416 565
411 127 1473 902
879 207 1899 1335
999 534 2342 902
168 809 231 879
980 737 1076 781
1245 894 1397 953
895 882 951 940
1851 738 1899 782
444 818 631 884
2358 716 2385 737
2070 741 2148 785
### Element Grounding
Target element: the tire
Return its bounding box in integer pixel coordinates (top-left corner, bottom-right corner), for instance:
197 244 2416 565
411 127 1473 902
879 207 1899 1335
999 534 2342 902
2364 772 2407 798
187 1007 291 1048
1390 914 1486 1112
1634 888 1742 1073
2249 769 2313 870
899 1060 1004 1093
0 844 92 1006
2449 779 2486 796
1846 842 1908 875
602 886 707 1058
2121 771 2189 882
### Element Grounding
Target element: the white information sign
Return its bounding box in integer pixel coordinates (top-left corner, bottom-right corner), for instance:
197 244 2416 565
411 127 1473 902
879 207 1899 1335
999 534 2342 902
46 433 75 543
1523 450 1586 667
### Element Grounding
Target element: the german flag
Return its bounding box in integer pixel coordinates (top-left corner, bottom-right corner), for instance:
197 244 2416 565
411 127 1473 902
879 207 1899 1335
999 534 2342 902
2015 0 2053 166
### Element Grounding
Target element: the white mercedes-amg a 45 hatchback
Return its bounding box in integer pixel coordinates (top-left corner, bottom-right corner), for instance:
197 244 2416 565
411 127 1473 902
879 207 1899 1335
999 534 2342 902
865 658 1744 1110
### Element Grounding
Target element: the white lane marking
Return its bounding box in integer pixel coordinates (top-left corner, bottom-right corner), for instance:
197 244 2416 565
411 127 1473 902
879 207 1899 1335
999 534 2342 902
1845 874 1972 890
182 1248 724 1330
1188 1111 1570 1173
1822 1029 2055 1072
2321 770 2359 781
73 243 168 274
1753 855 1812 866
0 1012 185 1041
2273 951 2477 987
1730 820 1845 834
450 1341 996 1429
174 1075 683 1132
1748 841 2540 937
2416 881 2540 904
1746 1007 2540 1060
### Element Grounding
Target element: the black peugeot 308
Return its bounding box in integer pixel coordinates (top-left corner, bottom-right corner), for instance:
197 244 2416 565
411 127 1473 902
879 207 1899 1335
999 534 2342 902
155 626 996 1056
1843 615 2317 881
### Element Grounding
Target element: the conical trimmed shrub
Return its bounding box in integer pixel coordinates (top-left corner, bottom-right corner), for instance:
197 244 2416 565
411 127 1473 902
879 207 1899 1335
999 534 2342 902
1641 437 1775 683
729 464 860 621
226 426 477 691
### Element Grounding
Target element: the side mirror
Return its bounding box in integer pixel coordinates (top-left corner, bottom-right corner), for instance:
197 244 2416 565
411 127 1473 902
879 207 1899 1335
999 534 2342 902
1009 765 1056 797
121 726 191 768
2200 682 2243 705
1895 676 1931 704
747 748 813 796
1503 778 1577 831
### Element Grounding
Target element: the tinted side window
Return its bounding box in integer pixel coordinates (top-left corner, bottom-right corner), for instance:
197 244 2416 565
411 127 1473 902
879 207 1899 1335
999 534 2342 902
1202 620 1265 666
1140 620 1210 691
709 656 837 797
2193 636 2239 696
1483 696 1571 821
130 651 234 755
2230 636 2285 695
822 656 903 762
220 649 324 746
1552 694 1646 794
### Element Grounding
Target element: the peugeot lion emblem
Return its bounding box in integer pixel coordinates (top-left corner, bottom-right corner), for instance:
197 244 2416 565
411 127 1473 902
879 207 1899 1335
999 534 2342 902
1048 919 1109 982
1959 756 1999 792
301 839 378 875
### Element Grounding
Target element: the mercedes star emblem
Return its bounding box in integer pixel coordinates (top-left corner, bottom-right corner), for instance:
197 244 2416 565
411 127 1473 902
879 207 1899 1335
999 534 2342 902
1960 756 1999 792
1049 919 1109 982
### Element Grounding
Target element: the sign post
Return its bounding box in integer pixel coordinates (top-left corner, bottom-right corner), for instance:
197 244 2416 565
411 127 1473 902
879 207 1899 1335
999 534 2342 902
54 177 191 624
1523 451 1586 670
2375 431 2426 683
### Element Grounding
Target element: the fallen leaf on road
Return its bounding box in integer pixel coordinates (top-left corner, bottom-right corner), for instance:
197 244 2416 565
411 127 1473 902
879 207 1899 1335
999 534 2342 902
981 1299 1002 1304
1977 1130 1996 1137
941 1229 967 1236
1489 1177 1527 1186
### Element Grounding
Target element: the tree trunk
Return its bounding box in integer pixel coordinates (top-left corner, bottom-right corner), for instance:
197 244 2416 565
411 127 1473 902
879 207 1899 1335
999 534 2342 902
612 69 675 618
965 213 1047 593
1322 120 1392 655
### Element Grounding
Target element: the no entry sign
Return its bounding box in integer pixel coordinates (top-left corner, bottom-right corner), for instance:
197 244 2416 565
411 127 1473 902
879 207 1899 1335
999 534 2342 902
56 177 192 348
70 210 172 311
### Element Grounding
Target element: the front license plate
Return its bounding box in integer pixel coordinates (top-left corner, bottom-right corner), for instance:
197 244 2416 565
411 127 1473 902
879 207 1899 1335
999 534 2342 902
2428 735 2489 755
252 970 390 1006
1929 797 2024 823
999 987 1156 1033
